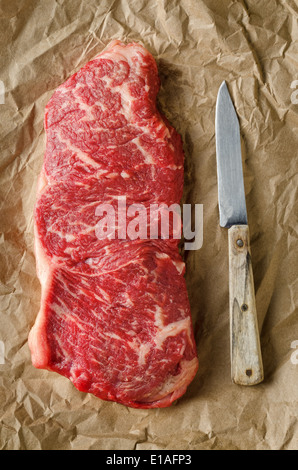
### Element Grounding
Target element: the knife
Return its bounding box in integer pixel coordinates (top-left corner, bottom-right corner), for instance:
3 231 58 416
215 81 264 386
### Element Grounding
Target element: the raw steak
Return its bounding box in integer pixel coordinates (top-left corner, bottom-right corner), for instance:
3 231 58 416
29 40 199 408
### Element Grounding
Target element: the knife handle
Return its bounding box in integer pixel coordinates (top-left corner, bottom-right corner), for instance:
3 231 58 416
228 225 264 386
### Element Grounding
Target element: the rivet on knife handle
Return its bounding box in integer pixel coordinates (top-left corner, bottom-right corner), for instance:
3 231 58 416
228 225 264 385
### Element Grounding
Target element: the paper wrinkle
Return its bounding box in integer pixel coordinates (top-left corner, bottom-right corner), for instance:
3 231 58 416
0 0 297 450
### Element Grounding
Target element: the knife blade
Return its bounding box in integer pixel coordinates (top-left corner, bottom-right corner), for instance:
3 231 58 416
215 81 264 386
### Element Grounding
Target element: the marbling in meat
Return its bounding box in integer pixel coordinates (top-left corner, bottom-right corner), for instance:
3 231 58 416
29 40 198 408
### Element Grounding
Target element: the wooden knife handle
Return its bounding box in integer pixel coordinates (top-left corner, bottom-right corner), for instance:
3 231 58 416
228 225 264 386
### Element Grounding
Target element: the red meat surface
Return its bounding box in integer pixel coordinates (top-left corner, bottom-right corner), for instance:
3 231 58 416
29 40 198 408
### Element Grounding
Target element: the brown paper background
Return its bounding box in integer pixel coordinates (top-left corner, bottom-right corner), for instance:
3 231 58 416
0 0 298 450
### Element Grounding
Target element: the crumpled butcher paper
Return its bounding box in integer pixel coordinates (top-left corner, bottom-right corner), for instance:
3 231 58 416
0 0 297 450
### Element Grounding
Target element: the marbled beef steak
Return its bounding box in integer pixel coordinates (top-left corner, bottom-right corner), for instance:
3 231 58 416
29 40 198 408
